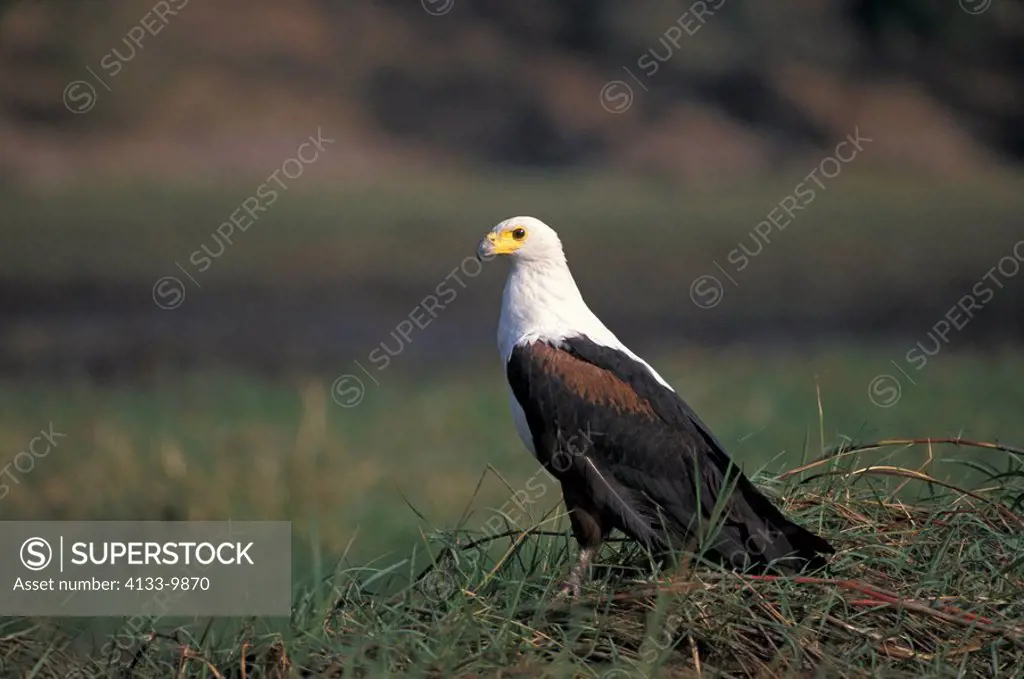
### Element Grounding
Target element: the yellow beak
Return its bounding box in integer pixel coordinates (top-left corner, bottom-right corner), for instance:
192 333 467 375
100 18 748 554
477 230 521 258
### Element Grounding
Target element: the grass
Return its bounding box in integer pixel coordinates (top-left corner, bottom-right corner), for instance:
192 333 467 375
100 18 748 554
331 438 1024 678
3 438 1022 677
0 346 1023 676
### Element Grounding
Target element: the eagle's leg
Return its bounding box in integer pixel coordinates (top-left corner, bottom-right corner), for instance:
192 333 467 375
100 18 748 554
562 546 596 598
560 485 608 598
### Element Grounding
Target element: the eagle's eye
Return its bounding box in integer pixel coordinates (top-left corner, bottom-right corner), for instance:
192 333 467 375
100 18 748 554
512 227 527 241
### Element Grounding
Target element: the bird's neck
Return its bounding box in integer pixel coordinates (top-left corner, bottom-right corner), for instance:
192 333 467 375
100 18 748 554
498 258 612 360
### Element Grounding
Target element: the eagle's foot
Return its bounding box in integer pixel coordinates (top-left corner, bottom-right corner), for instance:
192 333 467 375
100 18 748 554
557 574 584 599
557 546 596 599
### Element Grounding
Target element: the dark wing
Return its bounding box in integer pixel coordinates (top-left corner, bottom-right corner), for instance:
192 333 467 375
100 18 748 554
506 336 832 571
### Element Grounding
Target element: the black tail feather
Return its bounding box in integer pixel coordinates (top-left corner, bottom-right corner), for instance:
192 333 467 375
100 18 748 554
715 481 834 573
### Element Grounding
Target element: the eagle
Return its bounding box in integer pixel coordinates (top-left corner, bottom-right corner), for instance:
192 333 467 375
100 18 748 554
477 216 833 596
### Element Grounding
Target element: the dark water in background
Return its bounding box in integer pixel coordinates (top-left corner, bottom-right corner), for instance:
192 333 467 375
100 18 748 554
3 278 1023 382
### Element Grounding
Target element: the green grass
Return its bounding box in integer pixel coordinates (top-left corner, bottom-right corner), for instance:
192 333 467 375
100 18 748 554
3 438 1023 677
308 449 1024 678
1 345 1023 675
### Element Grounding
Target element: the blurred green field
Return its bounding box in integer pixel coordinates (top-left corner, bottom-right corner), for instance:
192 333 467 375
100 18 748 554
3 172 1024 675
2 344 1022 571
3 169 1024 572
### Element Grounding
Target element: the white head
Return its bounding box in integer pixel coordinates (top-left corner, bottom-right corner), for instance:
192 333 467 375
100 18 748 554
476 216 567 267
479 215 606 359
478 215 672 387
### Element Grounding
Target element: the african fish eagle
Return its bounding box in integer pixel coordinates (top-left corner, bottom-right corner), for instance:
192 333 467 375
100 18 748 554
477 216 833 596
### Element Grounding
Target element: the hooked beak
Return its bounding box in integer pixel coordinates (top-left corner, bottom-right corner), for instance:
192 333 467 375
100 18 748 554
477 230 521 260
477 232 498 261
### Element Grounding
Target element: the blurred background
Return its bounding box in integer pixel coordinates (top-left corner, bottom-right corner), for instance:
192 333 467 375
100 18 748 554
1 0 1023 566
